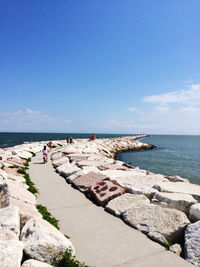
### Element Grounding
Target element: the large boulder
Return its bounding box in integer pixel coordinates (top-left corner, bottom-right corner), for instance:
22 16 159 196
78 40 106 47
20 218 75 264
123 203 190 245
0 180 36 207
4 197 42 228
0 228 18 240
189 203 200 222
51 151 62 161
106 193 150 216
184 221 200 266
72 171 108 193
0 169 8 180
152 192 197 215
90 180 125 206
153 182 200 201
0 240 24 267
0 206 20 236
52 157 70 168
22 259 53 267
56 164 81 178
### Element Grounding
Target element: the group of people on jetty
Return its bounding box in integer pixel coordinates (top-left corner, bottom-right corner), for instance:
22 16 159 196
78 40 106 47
42 133 97 162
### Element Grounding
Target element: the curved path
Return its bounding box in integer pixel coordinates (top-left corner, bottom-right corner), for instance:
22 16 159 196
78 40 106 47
29 152 192 267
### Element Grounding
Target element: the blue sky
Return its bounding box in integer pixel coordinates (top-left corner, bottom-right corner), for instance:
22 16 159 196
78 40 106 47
0 0 200 134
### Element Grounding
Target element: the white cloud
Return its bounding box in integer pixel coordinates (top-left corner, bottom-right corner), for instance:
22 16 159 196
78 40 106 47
181 107 200 112
143 84 200 106
129 107 139 111
155 107 169 111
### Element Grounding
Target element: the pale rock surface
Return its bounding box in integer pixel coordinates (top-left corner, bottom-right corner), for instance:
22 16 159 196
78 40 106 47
5 197 42 228
184 221 200 266
51 151 62 160
7 173 25 184
22 259 53 267
13 150 32 159
6 180 36 205
123 203 190 244
0 228 18 240
0 206 20 236
52 156 70 168
0 240 24 267
56 164 81 178
189 203 200 222
165 175 189 183
154 182 200 201
152 192 197 215
169 243 182 256
77 160 107 168
0 169 8 180
20 218 75 264
72 171 108 192
106 193 150 216
66 170 87 183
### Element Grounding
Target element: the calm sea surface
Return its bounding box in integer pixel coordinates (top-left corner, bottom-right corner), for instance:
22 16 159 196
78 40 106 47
118 135 200 185
0 133 199 185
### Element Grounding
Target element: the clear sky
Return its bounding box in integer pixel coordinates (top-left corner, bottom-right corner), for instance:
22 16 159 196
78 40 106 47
0 0 200 134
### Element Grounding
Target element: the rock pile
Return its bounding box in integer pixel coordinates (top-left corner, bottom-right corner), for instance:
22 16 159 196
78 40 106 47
0 141 74 267
49 136 200 266
0 135 200 266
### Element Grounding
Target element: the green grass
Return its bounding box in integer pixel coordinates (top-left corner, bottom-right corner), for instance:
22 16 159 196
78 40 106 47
8 164 19 169
36 204 59 229
54 248 89 267
29 151 36 157
17 168 27 175
23 161 29 167
1 164 5 169
23 173 39 195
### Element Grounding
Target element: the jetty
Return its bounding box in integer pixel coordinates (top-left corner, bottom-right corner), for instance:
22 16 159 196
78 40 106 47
0 135 199 266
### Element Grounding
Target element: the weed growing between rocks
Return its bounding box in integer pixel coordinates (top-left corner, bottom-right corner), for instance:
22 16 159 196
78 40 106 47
36 204 59 229
1 164 5 169
29 151 36 157
8 164 19 168
54 248 89 267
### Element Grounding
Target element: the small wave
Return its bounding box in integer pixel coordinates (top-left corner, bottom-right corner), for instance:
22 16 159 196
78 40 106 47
23 141 30 144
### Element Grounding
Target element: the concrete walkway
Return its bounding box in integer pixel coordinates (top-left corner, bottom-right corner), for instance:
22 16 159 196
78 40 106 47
29 152 192 267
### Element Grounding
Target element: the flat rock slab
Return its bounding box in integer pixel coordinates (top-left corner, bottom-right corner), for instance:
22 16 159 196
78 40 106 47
154 182 200 201
109 174 167 198
22 259 53 267
189 203 200 222
90 180 125 206
3 166 23 176
0 206 20 236
72 171 108 192
106 193 150 216
51 151 62 160
98 163 128 171
20 218 75 265
0 240 24 267
152 192 197 215
67 154 89 162
184 221 200 266
0 169 7 180
77 160 108 168
0 228 18 240
52 156 69 168
123 203 190 244
56 164 81 178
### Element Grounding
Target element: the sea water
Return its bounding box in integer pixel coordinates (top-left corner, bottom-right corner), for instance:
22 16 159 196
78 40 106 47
118 135 200 185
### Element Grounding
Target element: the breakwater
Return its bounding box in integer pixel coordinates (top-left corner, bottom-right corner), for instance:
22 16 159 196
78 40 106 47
0 135 199 266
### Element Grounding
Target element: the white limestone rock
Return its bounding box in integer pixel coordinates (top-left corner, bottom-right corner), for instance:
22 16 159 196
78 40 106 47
52 157 70 168
189 203 200 222
0 228 18 240
13 150 32 159
0 206 20 236
56 164 81 178
5 197 42 228
169 243 182 256
154 181 200 201
66 170 88 183
0 240 24 267
0 169 8 180
51 151 62 160
123 203 190 244
20 218 75 264
152 192 197 215
106 193 150 216
22 259 53 267
165 175 189 183
184 221 200 266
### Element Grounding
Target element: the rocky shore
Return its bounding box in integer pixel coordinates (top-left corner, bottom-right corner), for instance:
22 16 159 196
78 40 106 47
0 135 199 266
